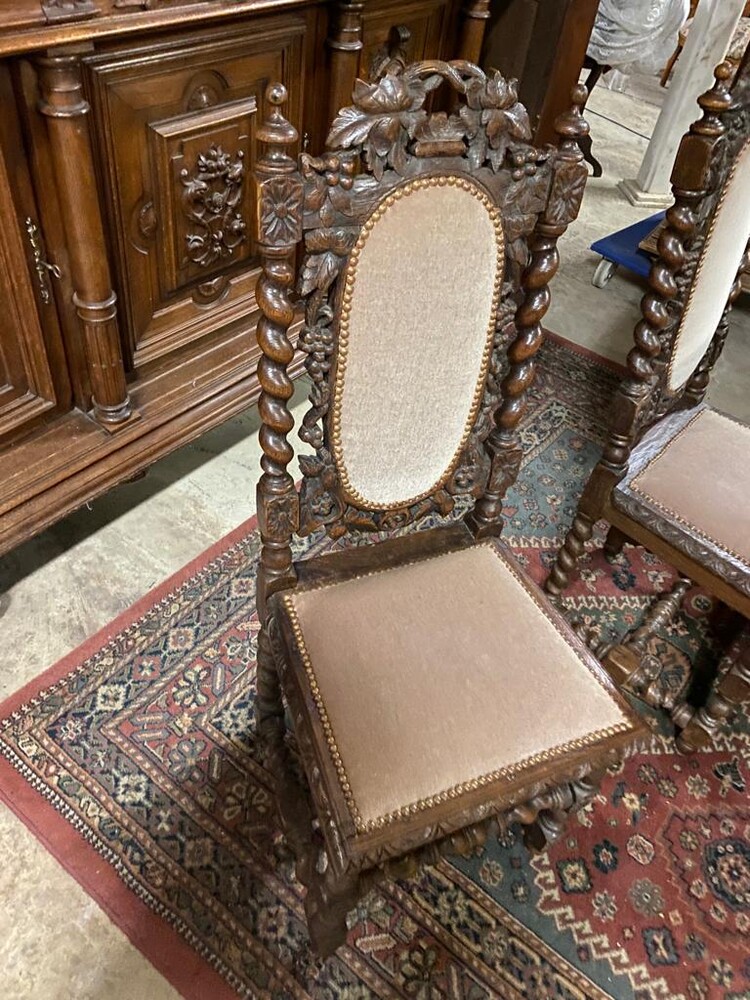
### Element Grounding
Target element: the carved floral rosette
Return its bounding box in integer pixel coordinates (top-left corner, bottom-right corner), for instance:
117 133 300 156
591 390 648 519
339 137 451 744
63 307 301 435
294 59 569 538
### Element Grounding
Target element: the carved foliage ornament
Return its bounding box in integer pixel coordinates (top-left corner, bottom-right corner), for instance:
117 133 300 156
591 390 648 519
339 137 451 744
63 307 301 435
325 62 532 181
181 145 246 269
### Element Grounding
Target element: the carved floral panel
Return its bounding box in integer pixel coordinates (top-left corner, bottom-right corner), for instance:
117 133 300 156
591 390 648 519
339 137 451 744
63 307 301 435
149 97 257 292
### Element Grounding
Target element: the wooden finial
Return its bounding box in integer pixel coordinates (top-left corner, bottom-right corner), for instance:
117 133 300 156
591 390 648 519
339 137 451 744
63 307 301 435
694 61 733 137
257 83 298 164
554 84 590 147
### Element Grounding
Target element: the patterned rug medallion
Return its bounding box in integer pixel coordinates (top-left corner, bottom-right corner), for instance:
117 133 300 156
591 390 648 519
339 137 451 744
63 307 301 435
1 337 749 1000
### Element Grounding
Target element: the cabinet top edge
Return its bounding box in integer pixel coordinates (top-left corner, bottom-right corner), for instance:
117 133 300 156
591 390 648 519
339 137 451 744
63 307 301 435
0 0 315 59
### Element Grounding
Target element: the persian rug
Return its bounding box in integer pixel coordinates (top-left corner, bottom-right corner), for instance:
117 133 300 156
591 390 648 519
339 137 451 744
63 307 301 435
1 335 749 1000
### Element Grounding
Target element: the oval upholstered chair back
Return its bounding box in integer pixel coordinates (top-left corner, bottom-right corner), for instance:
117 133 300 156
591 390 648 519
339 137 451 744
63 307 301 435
288 60 589 541
666 135 750 391
329 175 503 513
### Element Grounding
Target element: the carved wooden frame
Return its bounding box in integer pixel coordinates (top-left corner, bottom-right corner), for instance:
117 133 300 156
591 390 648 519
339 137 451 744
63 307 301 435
544 54 750 743
251 60 648 956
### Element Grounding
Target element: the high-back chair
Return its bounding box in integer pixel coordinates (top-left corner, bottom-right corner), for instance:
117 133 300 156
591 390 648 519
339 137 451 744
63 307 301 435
545 56 750 751
252 60 646 956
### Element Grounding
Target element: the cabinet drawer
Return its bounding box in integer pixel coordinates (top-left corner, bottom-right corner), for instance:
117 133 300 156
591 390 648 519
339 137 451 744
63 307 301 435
84 15 307 368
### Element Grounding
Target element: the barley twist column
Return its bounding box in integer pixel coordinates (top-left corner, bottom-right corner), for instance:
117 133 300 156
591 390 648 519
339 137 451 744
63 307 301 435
467 86 589 538
254 84 303 620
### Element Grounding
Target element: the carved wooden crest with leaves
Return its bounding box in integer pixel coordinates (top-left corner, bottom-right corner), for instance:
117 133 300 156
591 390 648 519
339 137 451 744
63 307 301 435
293 59 585 539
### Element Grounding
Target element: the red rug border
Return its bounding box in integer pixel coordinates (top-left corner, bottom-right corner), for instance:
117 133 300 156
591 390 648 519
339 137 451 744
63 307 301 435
0 330 622 1000
0 512 259 1000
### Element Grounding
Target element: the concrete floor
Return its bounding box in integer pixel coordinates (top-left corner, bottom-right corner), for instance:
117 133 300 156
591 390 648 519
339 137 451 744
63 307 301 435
1 83 748 1000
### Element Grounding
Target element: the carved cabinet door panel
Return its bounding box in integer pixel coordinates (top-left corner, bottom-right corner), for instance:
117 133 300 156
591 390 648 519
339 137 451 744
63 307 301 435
359 0 459 76
83 15 307 369
0 105 71 444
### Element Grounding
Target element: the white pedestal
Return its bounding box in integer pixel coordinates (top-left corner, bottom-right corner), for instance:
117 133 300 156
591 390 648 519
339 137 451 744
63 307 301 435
619 0 745 206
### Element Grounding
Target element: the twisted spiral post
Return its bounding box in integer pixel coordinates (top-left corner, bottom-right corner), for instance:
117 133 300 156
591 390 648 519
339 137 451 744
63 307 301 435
467 85 589 538
254 84 303 620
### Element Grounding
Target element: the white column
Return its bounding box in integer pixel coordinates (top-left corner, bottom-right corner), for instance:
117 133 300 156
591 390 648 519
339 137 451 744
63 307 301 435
619 0 744 207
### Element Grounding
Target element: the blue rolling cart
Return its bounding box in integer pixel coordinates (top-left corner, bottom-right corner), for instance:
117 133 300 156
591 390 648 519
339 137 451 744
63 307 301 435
590 211 666 288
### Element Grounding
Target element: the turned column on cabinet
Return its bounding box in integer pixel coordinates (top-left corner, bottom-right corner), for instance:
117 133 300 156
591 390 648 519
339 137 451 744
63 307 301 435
36 48 132 427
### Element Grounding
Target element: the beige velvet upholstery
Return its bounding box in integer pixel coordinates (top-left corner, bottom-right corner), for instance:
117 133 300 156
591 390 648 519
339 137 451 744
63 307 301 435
668 136 750 390
333 176 504 509
282 542 629 832
627 407 750 566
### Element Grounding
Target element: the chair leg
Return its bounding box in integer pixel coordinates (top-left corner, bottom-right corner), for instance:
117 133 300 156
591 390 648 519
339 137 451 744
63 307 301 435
545 509 596 596
603 525 630 561
256 620 284 738
675 633 750 753
600 578 691 701
257 618 319 885
305 865 360 958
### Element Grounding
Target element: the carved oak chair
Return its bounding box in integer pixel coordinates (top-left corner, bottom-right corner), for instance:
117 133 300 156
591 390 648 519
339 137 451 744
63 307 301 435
252 61 646 956
545 58 750 752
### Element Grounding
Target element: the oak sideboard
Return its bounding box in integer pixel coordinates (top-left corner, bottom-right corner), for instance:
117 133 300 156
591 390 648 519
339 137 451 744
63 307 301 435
0 0 489 555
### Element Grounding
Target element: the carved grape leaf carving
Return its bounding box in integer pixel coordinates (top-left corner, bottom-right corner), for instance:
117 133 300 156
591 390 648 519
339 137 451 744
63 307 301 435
299 228 358 297
461 73 531 172
327 63 535 181
327 74 441 179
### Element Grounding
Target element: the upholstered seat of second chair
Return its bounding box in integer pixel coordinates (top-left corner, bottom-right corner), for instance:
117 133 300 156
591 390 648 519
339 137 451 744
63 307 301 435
613 405 750 591
272 534 637 847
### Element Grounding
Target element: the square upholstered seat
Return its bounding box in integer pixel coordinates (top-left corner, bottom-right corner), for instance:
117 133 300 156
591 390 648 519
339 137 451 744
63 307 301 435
613 406 750 592
272 535 640 855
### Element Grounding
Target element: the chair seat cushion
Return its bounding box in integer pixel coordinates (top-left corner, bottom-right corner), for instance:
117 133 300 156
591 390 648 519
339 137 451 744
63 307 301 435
613 406 750 578
277 539 635 835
